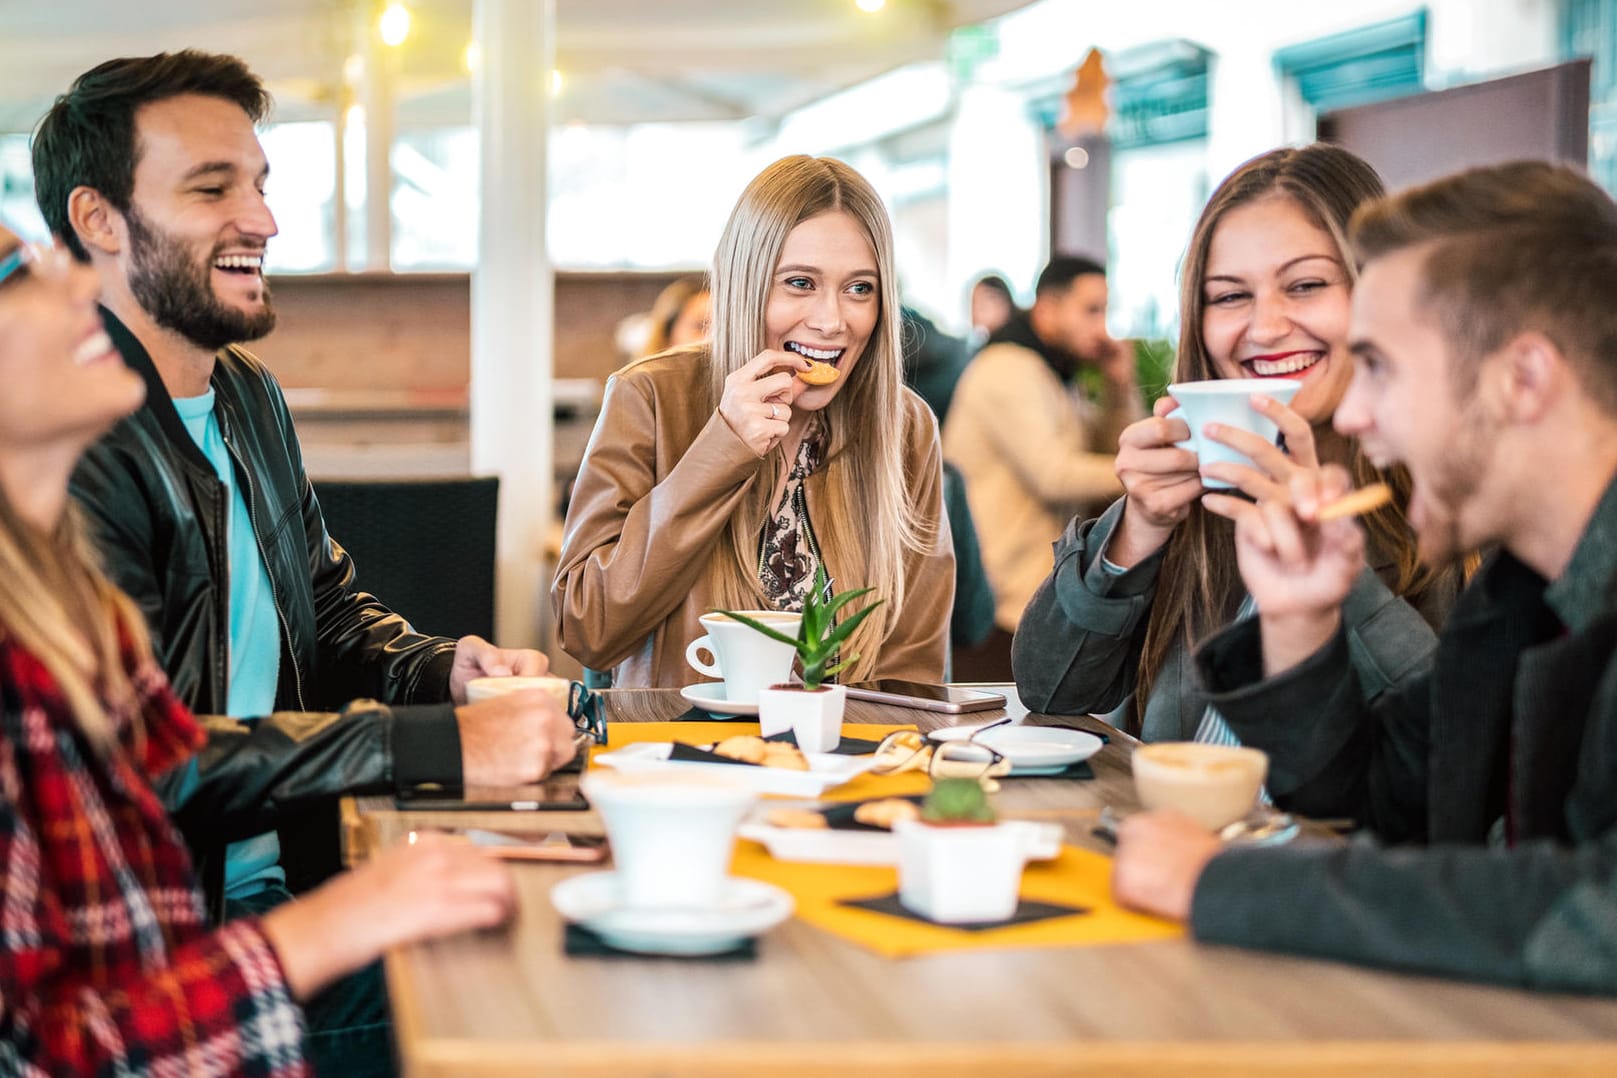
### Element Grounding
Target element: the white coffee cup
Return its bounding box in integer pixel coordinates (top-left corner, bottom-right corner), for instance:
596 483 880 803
685 611 802 704
580 770 757 909
1132 742 1269 831
466 675 572 708
1167 379 1302 489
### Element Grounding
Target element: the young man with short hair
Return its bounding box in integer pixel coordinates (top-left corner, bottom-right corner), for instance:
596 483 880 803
1112 161 1617 994
33 51 580 1072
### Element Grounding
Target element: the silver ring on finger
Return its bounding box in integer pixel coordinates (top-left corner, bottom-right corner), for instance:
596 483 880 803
771 404 782 420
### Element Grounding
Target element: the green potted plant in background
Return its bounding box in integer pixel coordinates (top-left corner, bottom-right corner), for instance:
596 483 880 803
714 567 883 751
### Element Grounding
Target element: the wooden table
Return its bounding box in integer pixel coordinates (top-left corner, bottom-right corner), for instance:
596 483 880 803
350 687 1617 1076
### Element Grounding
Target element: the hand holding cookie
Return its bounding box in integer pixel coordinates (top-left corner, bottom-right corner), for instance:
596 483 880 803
718 349 812 456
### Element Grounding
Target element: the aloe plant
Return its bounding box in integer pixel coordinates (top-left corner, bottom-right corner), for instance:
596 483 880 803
715 566 883 690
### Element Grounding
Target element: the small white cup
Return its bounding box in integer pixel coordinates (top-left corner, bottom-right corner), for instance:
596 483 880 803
757 683 847 750
465 675 572 707
1132 742 1269 831
580 771 757 909
1167 379 1302 489
895 820 1029 924
685 611 802 704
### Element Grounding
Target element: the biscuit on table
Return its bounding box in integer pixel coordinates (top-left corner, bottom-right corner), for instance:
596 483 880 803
712 735 767 764
761 743 810 770
852 798 921 829
766 807 829 830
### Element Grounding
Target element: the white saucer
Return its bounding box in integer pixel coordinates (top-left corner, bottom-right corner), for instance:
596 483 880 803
591 741 873 797
929 724 1104 774
551 871 793 955
740 816 1062 866
680 682 759 717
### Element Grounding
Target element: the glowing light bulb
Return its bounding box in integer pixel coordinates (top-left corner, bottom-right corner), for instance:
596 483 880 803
551 69 564 96
379 3 411 47
856 0 885 12
464 41 480 72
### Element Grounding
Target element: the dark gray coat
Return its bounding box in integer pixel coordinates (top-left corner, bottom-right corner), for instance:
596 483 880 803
1190 474 1617 994
1012 497 1440 739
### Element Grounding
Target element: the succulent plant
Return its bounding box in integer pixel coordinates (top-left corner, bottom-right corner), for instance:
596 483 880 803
920 777 998 825
714 566 883 690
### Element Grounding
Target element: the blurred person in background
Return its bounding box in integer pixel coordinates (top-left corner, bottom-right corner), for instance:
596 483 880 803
968 272 1019 350
944 255 1142 680
556 155 954 686
1014 145 1456 742
639 273 711 358
0 221 519 1075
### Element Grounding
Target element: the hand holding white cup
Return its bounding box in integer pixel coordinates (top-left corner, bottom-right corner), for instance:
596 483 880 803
1167 380 1302 490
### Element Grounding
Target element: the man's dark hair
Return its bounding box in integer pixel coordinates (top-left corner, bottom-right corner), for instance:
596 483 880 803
1034 255 1106 299
32 50 270 259
1351 160 1617 415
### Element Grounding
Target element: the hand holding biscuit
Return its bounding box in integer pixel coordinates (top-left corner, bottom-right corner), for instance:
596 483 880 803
718 349 812 456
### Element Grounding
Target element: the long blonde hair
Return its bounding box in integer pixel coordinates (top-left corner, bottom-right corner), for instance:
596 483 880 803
704 155 932 678
0 489 151 750
1136 144 1437 724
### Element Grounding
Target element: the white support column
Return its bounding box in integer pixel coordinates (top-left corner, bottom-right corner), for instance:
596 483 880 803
471 0 554 650
361 8 396 271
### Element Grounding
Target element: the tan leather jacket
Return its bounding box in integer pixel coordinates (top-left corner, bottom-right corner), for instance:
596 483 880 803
554 350 954 687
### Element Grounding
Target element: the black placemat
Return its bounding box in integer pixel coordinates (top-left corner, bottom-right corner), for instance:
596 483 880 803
1022 760 1095 780
764 731 885 755
672 705 749 722
837 892 1090 931
666 742 759 766
563 922 757 960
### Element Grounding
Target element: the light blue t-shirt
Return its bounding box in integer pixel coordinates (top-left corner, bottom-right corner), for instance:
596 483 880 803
173 389 285 899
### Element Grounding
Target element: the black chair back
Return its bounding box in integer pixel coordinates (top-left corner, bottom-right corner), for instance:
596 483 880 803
313 476 499 641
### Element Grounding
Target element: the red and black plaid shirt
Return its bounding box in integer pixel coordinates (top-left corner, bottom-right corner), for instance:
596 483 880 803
0 635 308 1076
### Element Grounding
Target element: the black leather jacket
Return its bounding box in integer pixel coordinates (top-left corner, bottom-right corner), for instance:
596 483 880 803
70 309 464 907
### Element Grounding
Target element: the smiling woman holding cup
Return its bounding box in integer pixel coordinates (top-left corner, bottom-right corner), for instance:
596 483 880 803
554 156 953 688
1015 144 1460 743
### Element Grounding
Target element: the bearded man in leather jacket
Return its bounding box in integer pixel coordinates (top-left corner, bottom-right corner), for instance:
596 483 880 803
33 51 578 1076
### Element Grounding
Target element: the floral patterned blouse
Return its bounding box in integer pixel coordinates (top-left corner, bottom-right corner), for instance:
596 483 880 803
758 420 825 610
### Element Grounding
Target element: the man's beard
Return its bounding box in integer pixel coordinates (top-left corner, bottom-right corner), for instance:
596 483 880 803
1414 393 1494 568
126 208 276 351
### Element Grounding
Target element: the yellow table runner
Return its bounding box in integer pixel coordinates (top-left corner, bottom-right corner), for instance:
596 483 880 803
590 721 1182 956
589 720 931 800
730 840 1184 958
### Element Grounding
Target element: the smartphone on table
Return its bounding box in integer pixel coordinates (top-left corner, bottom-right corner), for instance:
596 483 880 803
843 680 1007 713
454 829 609 862
395 778 588 812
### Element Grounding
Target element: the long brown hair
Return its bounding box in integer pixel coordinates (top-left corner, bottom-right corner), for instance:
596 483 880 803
703 155 933 679
0 489 151 749
1135 144 1434 725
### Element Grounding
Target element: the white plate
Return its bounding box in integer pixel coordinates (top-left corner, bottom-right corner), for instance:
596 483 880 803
679 682 759 717
591 741 873 797
551 871 793 956
929 724 1104 774
739 816 1063 866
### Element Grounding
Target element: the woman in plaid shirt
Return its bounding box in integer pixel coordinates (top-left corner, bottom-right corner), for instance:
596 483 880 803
0 226 519 1074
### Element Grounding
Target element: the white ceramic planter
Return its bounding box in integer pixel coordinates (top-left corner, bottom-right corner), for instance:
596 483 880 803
894 819 1029 924
757 683 846 751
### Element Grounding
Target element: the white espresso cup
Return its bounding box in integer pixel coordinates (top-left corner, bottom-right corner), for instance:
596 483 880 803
465 675 572 707
685 611 802 704
580 770 757 909
1167 379 1302 489
1132 742 1269 831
